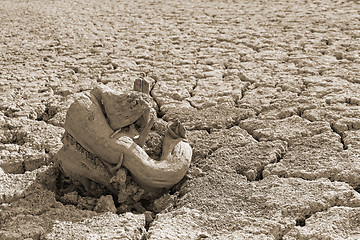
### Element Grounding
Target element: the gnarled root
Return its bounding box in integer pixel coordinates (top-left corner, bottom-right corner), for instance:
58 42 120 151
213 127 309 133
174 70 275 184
55 87 192 192
57 133 116 194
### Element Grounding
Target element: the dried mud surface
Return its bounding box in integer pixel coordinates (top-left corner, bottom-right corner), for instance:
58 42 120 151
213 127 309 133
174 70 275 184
1 0 360 239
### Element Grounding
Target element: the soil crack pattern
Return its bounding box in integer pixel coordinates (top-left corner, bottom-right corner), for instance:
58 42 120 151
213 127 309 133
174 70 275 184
1 0 360 239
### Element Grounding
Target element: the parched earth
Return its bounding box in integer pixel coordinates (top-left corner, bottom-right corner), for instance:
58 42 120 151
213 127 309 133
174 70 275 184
1 0 360 239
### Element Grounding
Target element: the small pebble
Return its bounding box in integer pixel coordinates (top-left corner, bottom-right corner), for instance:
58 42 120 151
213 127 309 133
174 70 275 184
94 195 117 213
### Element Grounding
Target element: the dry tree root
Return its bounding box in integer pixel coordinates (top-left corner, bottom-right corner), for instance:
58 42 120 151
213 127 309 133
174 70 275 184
55 83 192 199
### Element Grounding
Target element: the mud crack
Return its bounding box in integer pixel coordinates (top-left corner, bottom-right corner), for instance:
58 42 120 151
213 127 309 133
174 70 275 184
330 124 347 150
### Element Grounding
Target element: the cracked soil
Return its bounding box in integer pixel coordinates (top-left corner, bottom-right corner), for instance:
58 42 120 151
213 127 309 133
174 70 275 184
1 0 360 239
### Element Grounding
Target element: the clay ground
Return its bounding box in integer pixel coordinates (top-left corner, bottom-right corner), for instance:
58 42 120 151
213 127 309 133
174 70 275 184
1 0 360 239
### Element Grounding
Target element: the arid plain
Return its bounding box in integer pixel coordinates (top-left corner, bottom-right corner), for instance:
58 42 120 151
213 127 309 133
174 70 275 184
1 0 360 239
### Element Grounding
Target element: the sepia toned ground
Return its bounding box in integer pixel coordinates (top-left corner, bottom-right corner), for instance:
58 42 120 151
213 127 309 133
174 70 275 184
1 0 360 239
